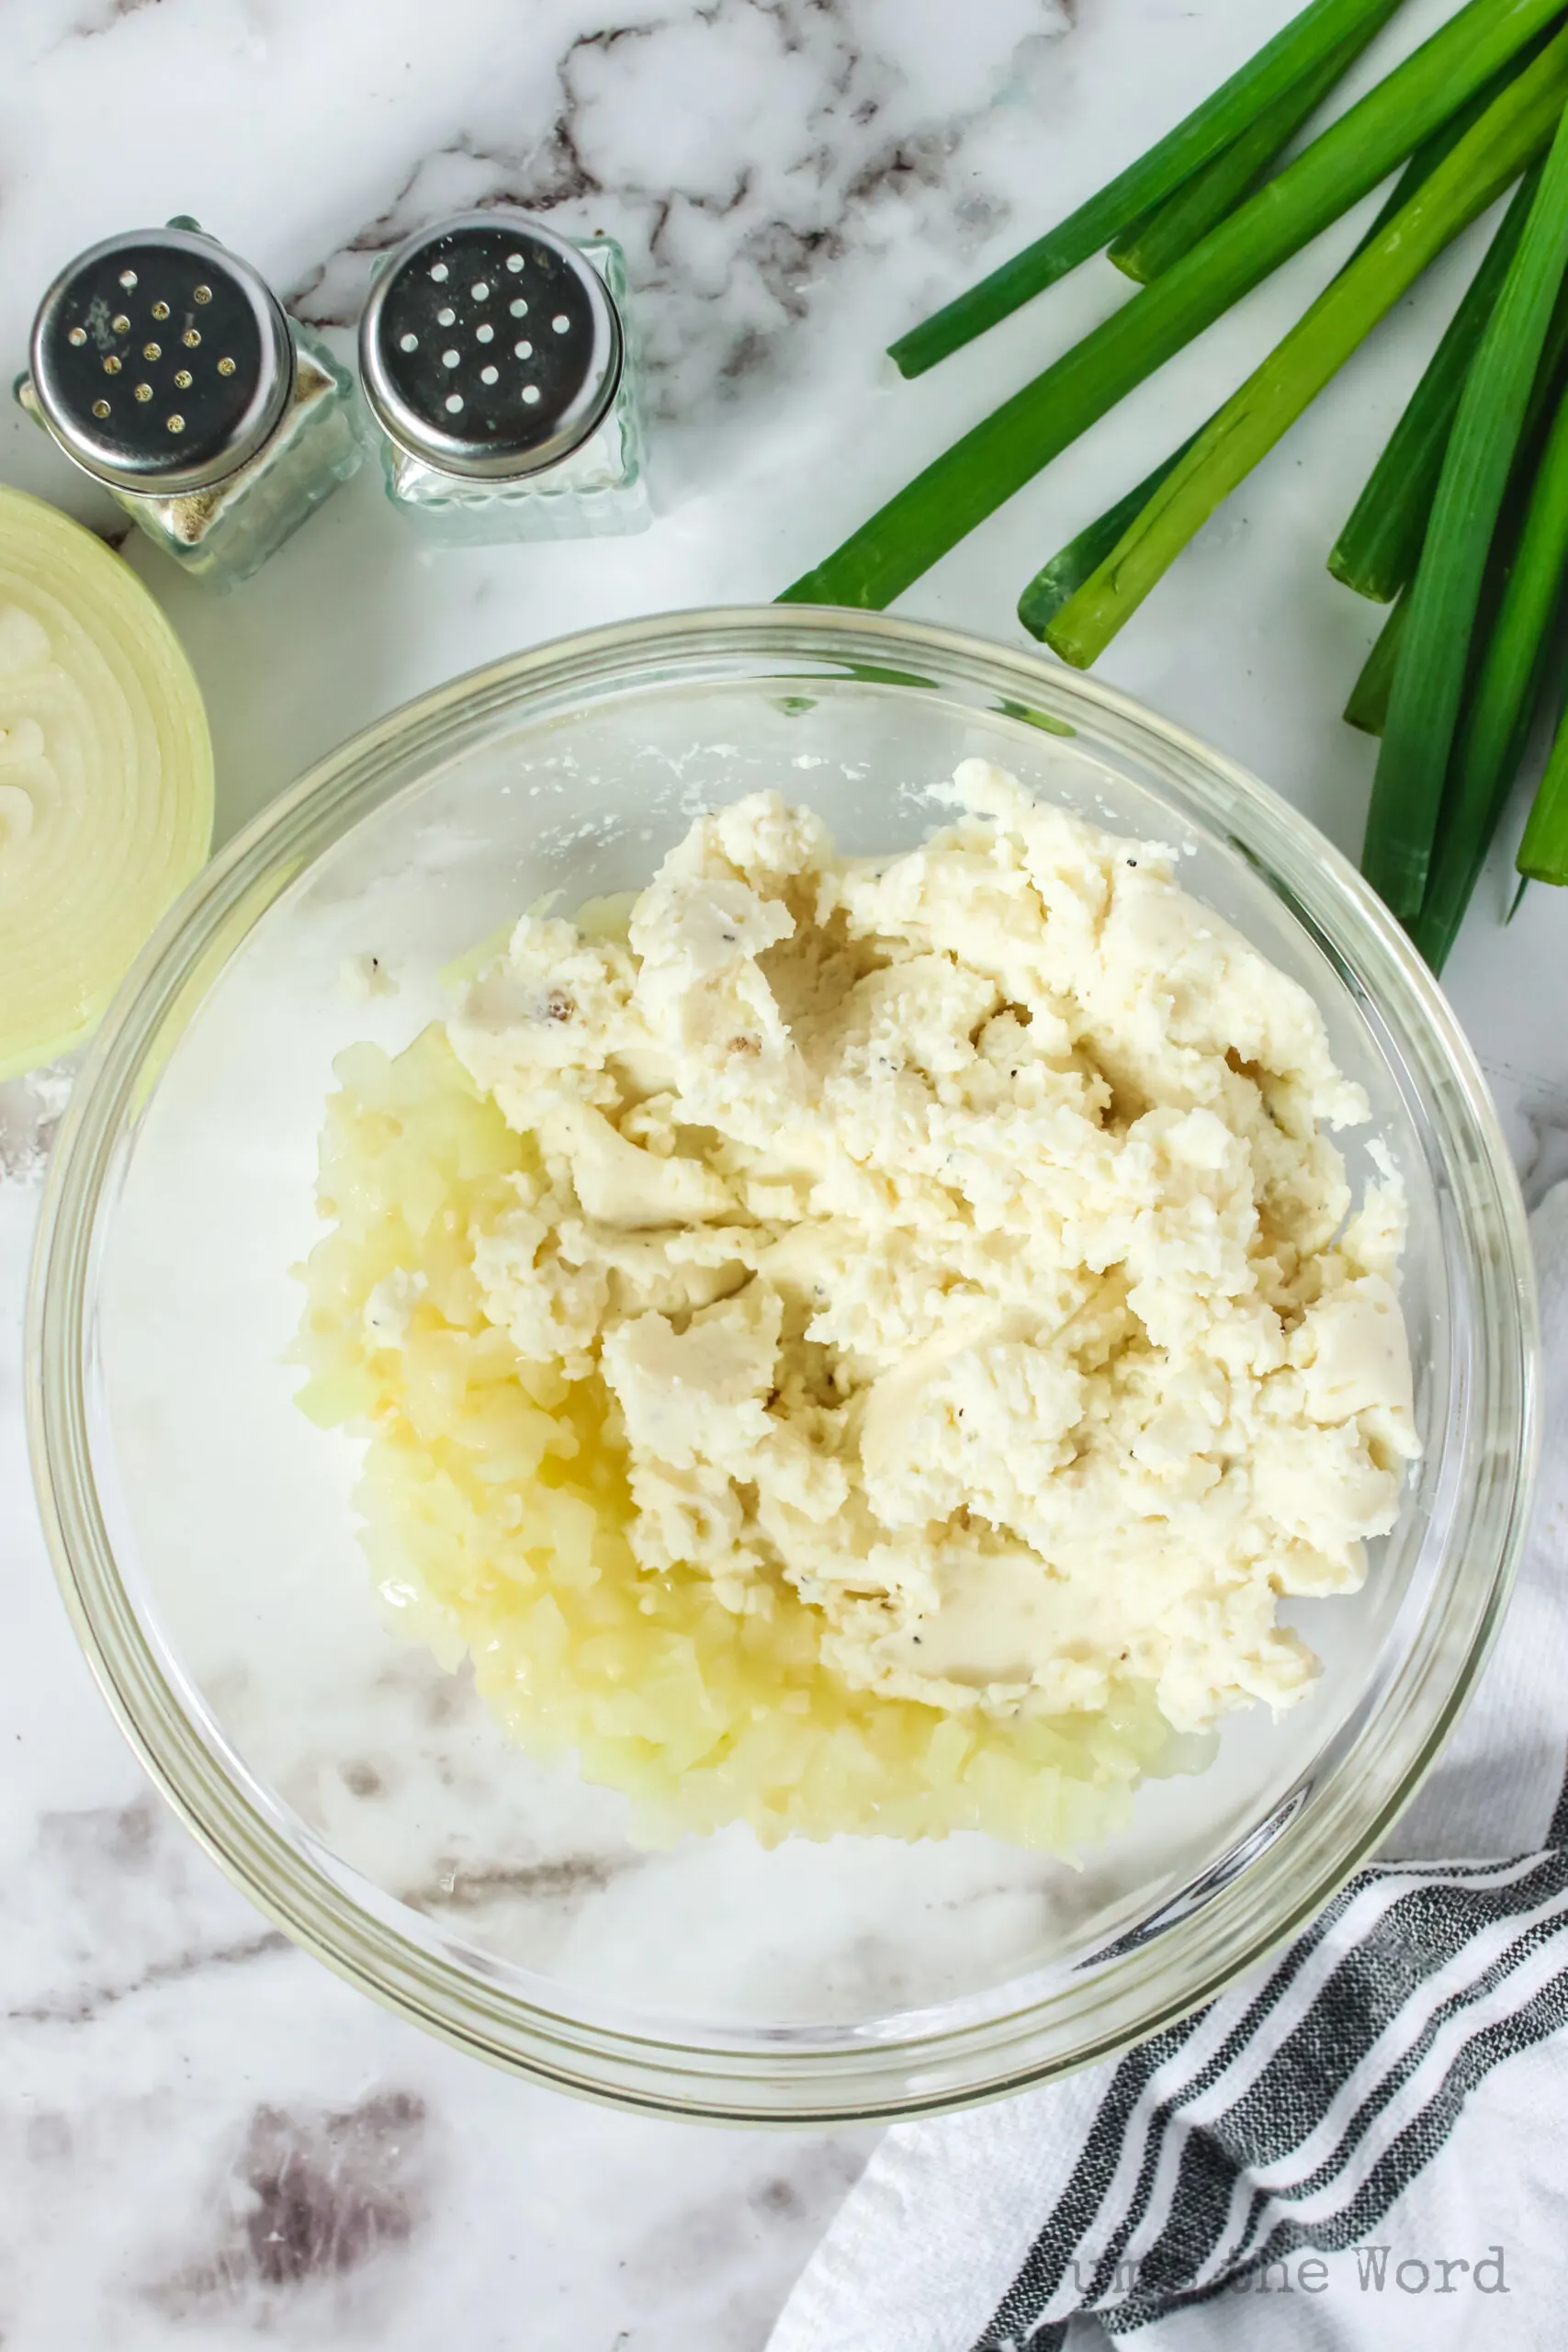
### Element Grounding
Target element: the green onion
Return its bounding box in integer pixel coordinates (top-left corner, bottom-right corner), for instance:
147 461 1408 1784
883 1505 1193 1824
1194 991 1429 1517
782 0 1562 612
1109 12 1400 287
1328 167 1541 601
1366 95 1568 917
1018 441 1197 639
1041 42 1568 671
1361 25 1564 234
1345 292 1568 735
1410 381 1568 965
889 0 1404 378
1342 274 1568 729
1517 696 1568 879
1345 596 1408 733
1018 63 1536 648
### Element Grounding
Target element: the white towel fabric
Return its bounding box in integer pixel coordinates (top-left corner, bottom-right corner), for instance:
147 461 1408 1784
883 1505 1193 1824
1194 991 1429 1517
770 1182 1568 2352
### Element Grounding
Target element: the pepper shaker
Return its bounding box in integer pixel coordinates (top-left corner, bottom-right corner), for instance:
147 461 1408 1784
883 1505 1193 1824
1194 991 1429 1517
17 222 362 592
357 210 649 546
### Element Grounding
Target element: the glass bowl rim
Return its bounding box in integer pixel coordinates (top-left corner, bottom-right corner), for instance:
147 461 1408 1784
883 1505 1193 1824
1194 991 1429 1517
25 604 1540 2121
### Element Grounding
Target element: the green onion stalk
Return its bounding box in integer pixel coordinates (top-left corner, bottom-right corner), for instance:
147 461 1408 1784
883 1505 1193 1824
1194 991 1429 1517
1367 90 1568 915
1108 11 1402 286
1017 43 1555 649
890 0 1407 376
1345 596 1408 734
781 0 1566 612
1328 165 1541 602
1041 38 1568 672
1517 688 1568 882
1412 385 1568 962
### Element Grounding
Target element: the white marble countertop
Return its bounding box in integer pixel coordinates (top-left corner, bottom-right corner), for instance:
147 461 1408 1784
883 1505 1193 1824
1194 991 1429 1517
4 0 1567 2344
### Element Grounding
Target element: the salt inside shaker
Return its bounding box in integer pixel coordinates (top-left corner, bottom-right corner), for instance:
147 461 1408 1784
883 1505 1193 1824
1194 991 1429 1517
357 211 649 545
17 222 361 592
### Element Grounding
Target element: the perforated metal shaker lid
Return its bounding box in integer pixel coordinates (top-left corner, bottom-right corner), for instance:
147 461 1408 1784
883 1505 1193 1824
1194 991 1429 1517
28 224 295 497
358 211 623 481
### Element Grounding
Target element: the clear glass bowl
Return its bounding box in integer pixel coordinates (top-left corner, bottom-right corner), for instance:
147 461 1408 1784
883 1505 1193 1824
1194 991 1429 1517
28 608 1538 2121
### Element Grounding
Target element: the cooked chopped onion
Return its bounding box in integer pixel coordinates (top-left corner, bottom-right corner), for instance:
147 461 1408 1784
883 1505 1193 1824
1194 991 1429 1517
0 486 212 1079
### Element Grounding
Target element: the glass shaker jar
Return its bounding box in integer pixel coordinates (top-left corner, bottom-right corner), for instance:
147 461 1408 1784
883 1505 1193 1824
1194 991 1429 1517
357 211 649 546
17 223 362 593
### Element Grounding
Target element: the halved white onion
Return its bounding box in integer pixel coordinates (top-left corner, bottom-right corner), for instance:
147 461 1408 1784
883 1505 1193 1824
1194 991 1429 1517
0 485 213 1079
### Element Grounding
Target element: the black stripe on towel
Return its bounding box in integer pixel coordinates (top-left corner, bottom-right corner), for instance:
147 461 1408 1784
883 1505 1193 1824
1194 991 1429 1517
976 1841 1568 2349
978 1859 1398 2346
1116 1947 1568 2336
1169 1853 1568 2296
1108 1851 1568 2304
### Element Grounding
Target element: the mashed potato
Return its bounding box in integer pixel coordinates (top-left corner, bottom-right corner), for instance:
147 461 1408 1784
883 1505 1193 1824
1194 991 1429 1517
293 763 1416 1849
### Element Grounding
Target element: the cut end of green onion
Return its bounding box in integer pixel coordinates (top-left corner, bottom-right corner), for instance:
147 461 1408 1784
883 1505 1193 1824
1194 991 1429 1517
1108 248 1156 288
886 326 942 382
0 484 213 1080
1016 583 1053 641
1344 599 1407 735
1517 699 1568 879
1019 440 1201 645
1327 543 1405 603
1042 607 1102 670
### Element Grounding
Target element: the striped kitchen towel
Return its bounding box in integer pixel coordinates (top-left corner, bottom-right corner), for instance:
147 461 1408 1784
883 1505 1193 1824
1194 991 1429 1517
770 1181 1568 2352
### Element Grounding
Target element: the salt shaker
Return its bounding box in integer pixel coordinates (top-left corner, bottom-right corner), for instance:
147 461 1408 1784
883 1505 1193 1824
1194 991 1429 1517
17 222 362 592
357 210 649 546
